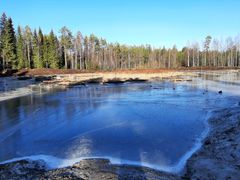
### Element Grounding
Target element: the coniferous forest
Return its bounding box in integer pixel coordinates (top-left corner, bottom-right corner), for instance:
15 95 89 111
0 12 240 71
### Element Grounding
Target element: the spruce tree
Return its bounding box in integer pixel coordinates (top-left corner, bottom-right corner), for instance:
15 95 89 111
0 13 7 37
16 26 27 69
2 18 17 69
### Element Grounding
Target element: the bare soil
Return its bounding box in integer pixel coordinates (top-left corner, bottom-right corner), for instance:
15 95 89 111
0 67 235 77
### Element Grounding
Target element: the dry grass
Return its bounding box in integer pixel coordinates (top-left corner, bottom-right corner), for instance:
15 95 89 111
13 67 240 76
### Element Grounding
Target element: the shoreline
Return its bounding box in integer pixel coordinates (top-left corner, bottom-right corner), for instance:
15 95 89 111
0 70 193 102
1 106 240 179
1 68 238 102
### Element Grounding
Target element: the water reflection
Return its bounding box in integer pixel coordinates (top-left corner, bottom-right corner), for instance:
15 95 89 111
0 71 239 171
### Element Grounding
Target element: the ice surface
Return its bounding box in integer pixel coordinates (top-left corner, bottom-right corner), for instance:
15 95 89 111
0 70 239 172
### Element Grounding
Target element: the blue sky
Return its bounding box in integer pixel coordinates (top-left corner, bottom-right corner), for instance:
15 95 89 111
0 0 240 48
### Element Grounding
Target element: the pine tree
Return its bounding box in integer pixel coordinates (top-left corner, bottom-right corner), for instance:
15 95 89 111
16 26 27 69
59 45 65 68
32 29 42 68
74 31 83 69
48 30 59 68
43 35 49 68
38 28 44 68
59 26 72 68
24 26 33 68
2 18 17 69
204 36 212 66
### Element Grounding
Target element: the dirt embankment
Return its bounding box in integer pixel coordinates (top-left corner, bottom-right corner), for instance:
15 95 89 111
1 67 239 77
42 71 191 87
183 107 240 179
1 107 240 179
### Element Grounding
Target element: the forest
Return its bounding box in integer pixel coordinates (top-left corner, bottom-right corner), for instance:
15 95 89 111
0 12 240 71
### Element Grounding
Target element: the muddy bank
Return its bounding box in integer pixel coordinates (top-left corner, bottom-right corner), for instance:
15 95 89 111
1 107 240 179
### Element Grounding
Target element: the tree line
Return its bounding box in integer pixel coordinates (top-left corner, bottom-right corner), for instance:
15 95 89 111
0 13 239 71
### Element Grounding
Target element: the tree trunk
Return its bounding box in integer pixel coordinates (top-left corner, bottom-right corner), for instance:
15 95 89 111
204 51 207 66
197 50 200 67
74 51 78 70
79 51 82 70
235 49 237 67
64 46 67 69
3 56 6 70
238 47 240 66
2 51 5 70
193 49 195 67
128 52 130 69
27 44 31 68
168 51 171 68
71 52 74 69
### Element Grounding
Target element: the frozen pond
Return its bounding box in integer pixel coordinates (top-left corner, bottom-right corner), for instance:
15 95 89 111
0 71 240 172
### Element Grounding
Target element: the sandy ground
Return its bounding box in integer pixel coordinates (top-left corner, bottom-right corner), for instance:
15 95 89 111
182 107 240 179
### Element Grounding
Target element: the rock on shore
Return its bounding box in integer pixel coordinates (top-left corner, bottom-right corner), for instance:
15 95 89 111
0 159 178 180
